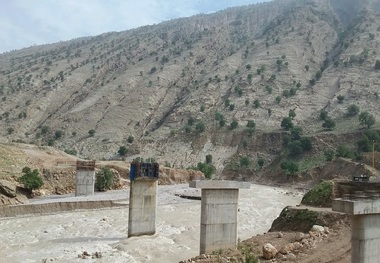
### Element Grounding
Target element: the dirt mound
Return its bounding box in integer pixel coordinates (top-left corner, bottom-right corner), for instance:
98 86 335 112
269 206 350 233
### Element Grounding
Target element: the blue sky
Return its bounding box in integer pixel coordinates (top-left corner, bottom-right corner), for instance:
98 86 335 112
0 0 271 54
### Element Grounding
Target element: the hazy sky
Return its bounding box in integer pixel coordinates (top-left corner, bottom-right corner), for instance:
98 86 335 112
0 0 271 54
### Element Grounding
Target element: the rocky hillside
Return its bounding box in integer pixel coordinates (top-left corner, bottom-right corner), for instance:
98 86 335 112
0 142 204 205
1 0 380 179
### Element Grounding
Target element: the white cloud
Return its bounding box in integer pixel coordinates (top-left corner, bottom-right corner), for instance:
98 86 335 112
0 0 270 54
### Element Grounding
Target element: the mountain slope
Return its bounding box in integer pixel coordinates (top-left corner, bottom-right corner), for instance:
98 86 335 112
0 0 379 177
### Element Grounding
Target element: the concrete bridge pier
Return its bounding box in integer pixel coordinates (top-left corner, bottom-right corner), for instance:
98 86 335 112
127 162 159 237
190 180 250 254
75 161 95 196
128 179 158 237
333 198 380 263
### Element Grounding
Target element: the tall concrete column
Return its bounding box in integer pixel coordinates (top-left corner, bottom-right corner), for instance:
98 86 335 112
128 180 158 237
190 180 250 254
333 198 380 263
128 162 159 237
75 161 95 196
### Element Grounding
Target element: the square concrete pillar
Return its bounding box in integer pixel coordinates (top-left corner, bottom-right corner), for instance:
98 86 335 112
128 179 158 237
333 199 380 263
75 161 95 196
190 180 250 254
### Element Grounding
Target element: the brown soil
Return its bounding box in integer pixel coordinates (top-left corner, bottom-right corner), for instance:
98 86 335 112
182 207 351 263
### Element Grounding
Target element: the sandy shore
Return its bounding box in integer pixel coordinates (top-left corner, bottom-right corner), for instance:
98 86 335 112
0 184 302 263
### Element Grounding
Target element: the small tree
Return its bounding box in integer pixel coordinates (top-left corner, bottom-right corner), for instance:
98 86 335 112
257 158 264 169
196 162 215 179
359 111 376 129
253 99 260 108
19 167 44 191
375 60 380 70
195 122 205 133
230 119 239 130
322 117 336 130
287 141 303 157
281 161 299 176
247 120 256 128
290 126 303 140
275 96 282 104
336 144 353 158
187 117 195 126
300 137 312 151
127 135 134 143
95 167 114 191
347 104 360 117
240 156 250 167
357 136 371 152
184 125 192 133
118 146 128 156
288 109 296 119
88 129 96 137
64 149 77 156
281 117 294 130
219 119 226 127
205 154 213 164
337 95 345 104
55 130 63 139
324 149 335 161
41 126 51 134
320 110 328 120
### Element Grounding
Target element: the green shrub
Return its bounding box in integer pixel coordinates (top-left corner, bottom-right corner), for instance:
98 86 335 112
287 141 303 157
337 95 345 104
187 117 195 126
322 117 336 130
375 60 380 70
88 129 96 137
240 156 251 166
118 146 128 156
230 119 239 130
196 162 215 179
95 167 114 191
281 161 299 175
336 144 354 158
301 181 333 207
246 120 256 128
253 99 260 108
324 149 335 161
281 117 293 130
258 158 264 169
19 167 44 191
347 104 360 117
206 154 213 164
55 130 63 139
127 135 134 143
184 125 192 133
359 111 376 129
64 149 77 156
195 122 205 133
319 110 328 120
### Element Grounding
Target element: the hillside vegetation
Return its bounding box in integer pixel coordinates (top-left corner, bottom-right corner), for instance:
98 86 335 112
1 0 380 180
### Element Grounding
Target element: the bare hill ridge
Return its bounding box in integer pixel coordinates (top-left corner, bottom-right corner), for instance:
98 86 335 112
1 0 380 178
